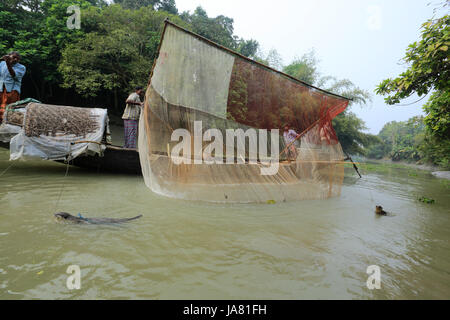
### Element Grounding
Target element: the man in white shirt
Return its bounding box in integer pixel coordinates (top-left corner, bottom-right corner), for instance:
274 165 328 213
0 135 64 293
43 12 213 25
0 52 26 122
283 124 299 160
122 86 143 149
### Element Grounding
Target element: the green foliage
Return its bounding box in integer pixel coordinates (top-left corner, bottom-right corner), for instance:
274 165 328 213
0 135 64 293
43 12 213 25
332 111 379 155
0 0 96 99
375 12 449 168
59 5 185 100
281 50 374 155
367 115 450 168
376 15 449 103
179 6 258 58
1 0 258 108
2 0 43 12
113 0 177 14
180 7 235 50
39 0 91 82
56 3 260 104
418 131 450 168
417 196 435 204
367 117 425 161
423 90 450 139
235 39 259 58
282 50 319 84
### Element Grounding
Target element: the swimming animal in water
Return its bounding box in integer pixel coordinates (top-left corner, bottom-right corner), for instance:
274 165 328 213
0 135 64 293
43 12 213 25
54 212 142 224
375 205 387 216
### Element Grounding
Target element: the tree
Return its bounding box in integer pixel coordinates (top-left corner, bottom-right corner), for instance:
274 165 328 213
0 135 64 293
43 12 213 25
180 7 235 49
365 115 450 168
375 13 449 141
58 5 186 110
179 6 258 57
375 6 449 167
282 50 374 155
367 117 425 161
0 0 94 100
157 0 177 14
1 0 43 12
282 50 319 84
113 0 177 14
235 38 259 58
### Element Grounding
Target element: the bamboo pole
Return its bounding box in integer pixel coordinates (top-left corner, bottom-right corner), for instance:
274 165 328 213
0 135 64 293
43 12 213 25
278 117 322 158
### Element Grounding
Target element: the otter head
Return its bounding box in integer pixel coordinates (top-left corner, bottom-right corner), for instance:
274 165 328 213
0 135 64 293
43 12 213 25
375 206 383 214
54 212 73 220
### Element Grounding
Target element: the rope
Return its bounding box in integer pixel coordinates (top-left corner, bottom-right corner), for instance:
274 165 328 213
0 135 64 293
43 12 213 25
279 117 322 157
344 152 362 178
0 162 14 178
52 158 70 213
52 143 72 213
392 93 429 106
71 140 105 146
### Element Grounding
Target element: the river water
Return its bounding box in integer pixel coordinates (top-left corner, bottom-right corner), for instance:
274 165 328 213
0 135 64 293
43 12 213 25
0 146 449 299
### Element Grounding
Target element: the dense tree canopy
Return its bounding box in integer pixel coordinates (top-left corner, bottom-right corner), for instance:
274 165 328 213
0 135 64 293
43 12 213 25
375 8 449 168
282 50 319 85
59 5 185 109
1 0 381 157
366 115 449 168
179 6 259 58
113 0 177 14
0 1 259 109
367 117 425 161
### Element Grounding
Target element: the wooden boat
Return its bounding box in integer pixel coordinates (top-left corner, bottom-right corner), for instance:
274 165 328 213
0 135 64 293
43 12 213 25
0 141 141 174
1 100 142 174
68 145 141 174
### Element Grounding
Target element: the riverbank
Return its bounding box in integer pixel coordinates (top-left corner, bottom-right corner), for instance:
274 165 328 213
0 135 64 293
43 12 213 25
357 158 450 180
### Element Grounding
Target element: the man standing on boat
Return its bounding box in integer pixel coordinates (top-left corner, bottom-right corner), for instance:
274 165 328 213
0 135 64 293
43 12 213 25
0 52 26 122
283 124 299 160
122 86 144 149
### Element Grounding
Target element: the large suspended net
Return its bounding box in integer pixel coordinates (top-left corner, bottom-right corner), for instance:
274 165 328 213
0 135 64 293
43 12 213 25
139 20 350 203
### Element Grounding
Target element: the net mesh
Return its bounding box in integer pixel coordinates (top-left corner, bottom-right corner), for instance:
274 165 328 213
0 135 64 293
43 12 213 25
24 103 100 137
139 22 349 203
4 109 25 126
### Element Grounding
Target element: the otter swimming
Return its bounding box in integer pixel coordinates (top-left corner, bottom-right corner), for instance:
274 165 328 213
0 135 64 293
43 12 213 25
375 205 387 216
55 212 142 224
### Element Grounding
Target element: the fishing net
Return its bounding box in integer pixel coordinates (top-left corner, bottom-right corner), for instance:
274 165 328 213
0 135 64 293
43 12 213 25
1 98 40 128
4 109 24 126
139 21 349 203
9 103 109 161
24 103 99 137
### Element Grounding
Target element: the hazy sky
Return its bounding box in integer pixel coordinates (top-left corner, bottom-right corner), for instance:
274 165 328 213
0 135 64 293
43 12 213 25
175 0 446 134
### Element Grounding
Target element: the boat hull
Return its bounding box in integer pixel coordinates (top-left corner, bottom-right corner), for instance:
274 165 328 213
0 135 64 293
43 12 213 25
0 142 141 174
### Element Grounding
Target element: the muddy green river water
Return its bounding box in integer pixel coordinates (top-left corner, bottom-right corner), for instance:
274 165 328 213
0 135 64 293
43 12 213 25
0 147 449 299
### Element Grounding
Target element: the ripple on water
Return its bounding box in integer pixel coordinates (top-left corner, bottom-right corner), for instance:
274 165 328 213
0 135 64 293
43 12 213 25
1 149 450 299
